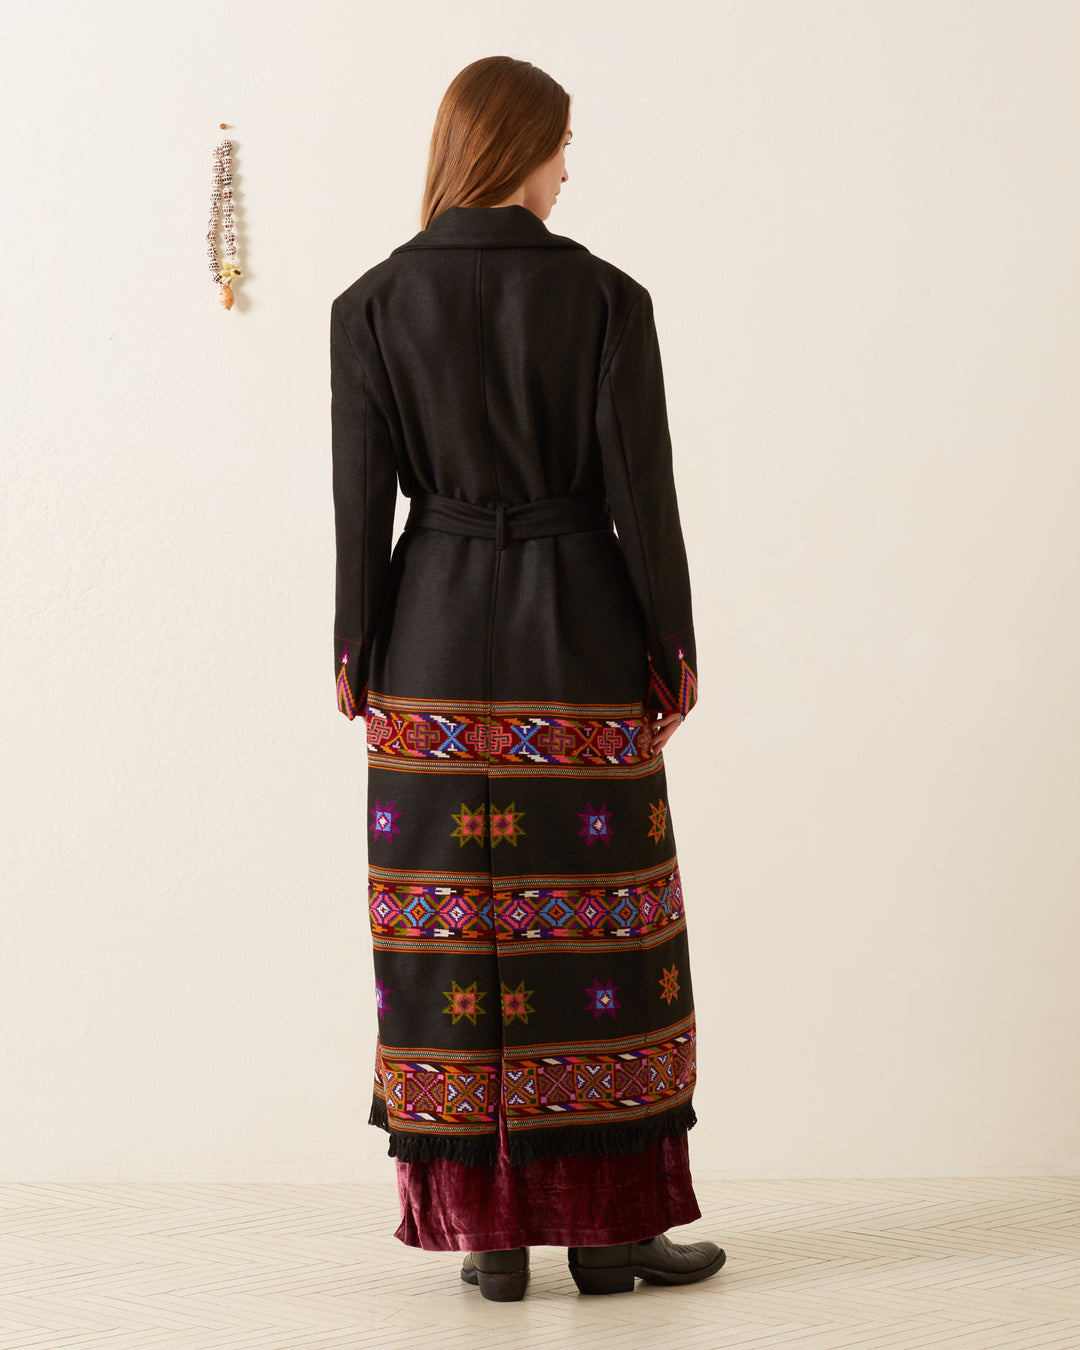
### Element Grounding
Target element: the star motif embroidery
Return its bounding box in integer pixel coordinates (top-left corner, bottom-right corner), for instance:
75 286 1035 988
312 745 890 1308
374 978 392 1019
659 964 680 1005
577 800 613 846
647 797 668 843
451 802 487 847
584 976 620 1019
442 979 487 1025
369 798 401 842
490 800 525 847
501 980 535 1025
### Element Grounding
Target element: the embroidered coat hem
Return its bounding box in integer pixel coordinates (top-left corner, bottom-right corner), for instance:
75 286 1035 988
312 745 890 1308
330 204 702 1173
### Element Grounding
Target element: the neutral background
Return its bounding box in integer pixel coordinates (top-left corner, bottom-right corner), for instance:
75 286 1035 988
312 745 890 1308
3 0 1078 1185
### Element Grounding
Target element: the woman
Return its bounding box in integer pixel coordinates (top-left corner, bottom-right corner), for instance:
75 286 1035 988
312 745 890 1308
330 55 725 1301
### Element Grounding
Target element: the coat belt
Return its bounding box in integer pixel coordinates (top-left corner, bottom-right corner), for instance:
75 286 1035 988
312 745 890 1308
405 490 613 551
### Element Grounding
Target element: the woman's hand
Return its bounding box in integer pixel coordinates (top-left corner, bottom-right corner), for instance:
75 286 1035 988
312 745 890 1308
645 709 683 756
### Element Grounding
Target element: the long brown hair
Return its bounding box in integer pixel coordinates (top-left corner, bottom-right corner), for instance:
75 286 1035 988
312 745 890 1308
420 57 571 229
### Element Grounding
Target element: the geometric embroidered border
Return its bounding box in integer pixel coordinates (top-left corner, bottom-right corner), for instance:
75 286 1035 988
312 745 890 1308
335 634 367 721
645 627 698 717
375 1022 696 1127
369 862 685 940
366 703 651 765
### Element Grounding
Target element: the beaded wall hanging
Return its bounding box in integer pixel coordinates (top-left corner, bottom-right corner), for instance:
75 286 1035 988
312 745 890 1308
207 126 241 310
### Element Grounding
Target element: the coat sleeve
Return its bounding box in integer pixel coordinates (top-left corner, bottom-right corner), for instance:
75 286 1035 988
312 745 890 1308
595 286 698 719
330 296 398 720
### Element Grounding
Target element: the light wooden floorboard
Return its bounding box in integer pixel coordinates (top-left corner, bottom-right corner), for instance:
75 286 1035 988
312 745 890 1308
0 1178 1078 1348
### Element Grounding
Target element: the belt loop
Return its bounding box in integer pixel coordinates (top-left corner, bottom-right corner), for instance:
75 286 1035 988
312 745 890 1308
494 501 505 551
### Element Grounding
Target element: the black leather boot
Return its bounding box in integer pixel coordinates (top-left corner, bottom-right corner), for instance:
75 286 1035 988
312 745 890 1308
567 1232 726 1294
460 1246 530 1300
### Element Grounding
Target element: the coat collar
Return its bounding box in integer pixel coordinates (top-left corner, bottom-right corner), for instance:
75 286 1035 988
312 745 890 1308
391 204 588 253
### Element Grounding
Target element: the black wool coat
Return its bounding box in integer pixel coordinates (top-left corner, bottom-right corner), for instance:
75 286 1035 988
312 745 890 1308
331 203 700 1168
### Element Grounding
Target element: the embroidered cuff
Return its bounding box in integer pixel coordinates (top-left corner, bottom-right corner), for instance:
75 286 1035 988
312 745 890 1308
335 634 368 721
645 626 698 718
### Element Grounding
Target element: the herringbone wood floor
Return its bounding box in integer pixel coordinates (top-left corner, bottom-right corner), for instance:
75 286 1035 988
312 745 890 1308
1 1178 1078 1348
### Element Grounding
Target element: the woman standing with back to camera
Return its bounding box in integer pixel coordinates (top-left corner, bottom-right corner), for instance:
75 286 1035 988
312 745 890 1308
331 55 725 1301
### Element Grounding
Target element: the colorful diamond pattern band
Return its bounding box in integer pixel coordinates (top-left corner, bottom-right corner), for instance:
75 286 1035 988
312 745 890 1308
366 705 651 764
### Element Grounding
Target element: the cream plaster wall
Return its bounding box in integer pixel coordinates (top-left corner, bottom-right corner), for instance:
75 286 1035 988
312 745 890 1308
3 0 1078 1183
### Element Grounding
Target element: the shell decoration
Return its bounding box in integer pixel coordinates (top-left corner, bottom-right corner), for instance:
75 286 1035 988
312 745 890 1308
217 262 242 310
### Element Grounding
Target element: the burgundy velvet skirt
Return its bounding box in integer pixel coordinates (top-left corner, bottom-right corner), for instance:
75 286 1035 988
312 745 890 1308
393 1099 702 1251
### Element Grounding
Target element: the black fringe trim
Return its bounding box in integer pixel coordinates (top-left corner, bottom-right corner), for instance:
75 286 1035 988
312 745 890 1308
507 1098 698 1166
368 1095 498 1168
368 1093 697 1169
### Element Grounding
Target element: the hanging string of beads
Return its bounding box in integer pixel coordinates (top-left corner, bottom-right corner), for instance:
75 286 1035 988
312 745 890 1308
207 131 241 309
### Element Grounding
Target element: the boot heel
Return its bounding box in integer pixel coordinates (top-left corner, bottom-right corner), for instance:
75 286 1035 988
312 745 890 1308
476 1269 529 1301
570 1264 636 1295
